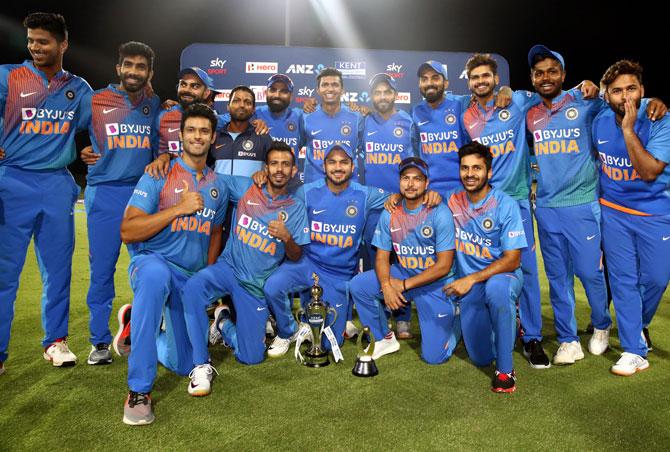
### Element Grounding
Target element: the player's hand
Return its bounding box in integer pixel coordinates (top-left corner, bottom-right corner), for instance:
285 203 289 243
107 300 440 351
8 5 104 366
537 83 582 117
268 213 291 242
443 276 475 297
580 80 599 99
422 190 442 207
177 180 204 216
80 145 101 165
494 86 513 108
251 119 270 135
646 98 667 121
0 147 5 159
384 193 402 212
622 97 638 132
162 99 178 110
303 98 317 114
381 278 407 310
145 153 171 179
252 170 268 187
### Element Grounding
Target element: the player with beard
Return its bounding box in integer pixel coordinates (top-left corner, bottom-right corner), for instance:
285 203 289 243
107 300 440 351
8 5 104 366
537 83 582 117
116 104 229 424
445 142 527 393
593 60 670 376
182 140 309 371
350 157 460 363
76 42 160 365
0 13 92 373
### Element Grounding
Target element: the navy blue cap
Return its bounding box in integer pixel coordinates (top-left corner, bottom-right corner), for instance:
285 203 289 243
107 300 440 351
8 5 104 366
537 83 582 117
267 73 294 92
325 143 353 160
399 157 429 179
528 44 565 69
178 67 216 91
417 60 448 79
369 73 397 91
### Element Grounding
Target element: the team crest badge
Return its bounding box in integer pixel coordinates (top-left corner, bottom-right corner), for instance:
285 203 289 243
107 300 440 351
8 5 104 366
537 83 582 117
482 217 494 231
420 225 434 238
393 127 404 137
445 114 456 125
65 90 75 100
242 139 254 151
210 187 219 199
287 121 297 132
278 210 289 222
143 105 151 116
565 107 579 120
341 124 352 136
498 109 511 121
345 205 358 217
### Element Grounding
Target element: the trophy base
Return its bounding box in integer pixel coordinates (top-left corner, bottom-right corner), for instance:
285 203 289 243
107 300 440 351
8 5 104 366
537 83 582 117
303 350 330 368
352 356 378 377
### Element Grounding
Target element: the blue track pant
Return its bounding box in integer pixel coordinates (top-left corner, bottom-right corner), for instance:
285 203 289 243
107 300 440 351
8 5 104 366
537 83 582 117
0 167 79 362
518 200 542 343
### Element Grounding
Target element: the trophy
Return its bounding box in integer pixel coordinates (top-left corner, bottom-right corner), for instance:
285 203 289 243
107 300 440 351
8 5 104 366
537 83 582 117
352 326 378 377
295 273 338 367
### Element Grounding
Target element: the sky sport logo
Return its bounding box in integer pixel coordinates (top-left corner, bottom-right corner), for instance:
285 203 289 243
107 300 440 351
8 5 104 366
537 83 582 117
246 61 278 73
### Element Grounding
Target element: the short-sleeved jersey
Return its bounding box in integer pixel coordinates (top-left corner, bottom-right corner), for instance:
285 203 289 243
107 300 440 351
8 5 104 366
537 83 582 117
81 84 160 185
127 158 228 275
360 110 416 191
298 179 388 279
254 105 306 183
412 95 469 194
593 108 670 215
211 125 272 177
526 89 604 207
154 105 227 157
373 202 454 283
0 60 92 170
447 187 527 278
301 105 363 183
463 91 539 200
221 176 309 297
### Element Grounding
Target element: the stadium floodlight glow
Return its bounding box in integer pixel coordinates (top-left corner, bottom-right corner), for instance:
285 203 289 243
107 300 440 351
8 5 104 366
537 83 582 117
308 0 365 48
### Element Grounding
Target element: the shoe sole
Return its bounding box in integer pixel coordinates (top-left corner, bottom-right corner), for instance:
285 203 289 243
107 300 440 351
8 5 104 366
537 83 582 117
113 306 132 357
43 353 76 367
87 357 113 365
611 363 650 376
122 415 154 426
491 386 516 393
188 389 212 397
522 350 551 369
267 349 290 358
372 342 400 360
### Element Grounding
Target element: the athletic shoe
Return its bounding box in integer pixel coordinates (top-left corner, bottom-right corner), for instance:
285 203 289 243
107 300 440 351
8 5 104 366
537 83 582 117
344 320 360 339
588 326 611 355
396 321 413 340
491 370 517 393
522 339 551 369
43 338 77 367
371 332 400 360
553 341 584 365
188 363 218 396
87 343 112 365
123 391 154 425
611 352 649 376
267 333 296 358
642 327 653 352
0 362 5 376
113 304 132 357
209 305 231 345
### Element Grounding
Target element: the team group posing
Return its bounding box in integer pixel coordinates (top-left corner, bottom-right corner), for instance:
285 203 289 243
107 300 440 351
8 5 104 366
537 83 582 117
1 13 669 426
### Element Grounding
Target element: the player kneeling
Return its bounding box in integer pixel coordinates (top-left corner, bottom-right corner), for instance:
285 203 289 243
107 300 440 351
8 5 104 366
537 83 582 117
444 142 527 393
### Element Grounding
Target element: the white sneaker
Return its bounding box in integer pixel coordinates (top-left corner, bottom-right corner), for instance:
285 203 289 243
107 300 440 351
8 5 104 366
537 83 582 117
611 352 649 376
188 363 218 396
344 320 360 339
588 326 611 355
552 341 584 365
267 334 296 358
43 340 77 367
371 332 400 360
209 306 230 345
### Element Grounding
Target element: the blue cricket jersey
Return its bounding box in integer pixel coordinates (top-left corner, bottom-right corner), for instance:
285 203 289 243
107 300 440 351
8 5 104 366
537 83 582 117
81 84 160 185
0 60 92 170
127 158 229 275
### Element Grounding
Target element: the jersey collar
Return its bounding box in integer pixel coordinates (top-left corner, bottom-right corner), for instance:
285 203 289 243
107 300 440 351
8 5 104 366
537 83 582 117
175 156 212 177
24 59 66 82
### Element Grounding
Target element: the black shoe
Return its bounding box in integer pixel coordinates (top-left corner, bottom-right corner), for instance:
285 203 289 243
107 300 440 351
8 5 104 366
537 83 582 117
491 370 516 393
585 322 594 335
642 327 653 352
522 339 551 369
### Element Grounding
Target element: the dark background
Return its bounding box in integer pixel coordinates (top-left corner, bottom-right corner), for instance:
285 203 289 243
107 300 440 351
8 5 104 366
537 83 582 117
2 0 666 181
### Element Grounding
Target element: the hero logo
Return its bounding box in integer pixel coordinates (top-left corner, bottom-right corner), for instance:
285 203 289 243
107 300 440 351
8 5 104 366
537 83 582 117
105 123 119 136
385 63 404 78
246 61 278 74
208 57 228 75
214 90 232 103
286 64 325 74
395 92 411 104
250 85 267 103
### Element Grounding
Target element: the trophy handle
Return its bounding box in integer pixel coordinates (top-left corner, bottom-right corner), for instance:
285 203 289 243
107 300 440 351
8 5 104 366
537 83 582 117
295 307 304 325
325 306 338 330
357 326 375 358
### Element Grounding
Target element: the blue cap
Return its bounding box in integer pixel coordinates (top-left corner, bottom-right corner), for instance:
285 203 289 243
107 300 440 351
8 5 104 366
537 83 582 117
325 143 354 160
528 44 565 69
417 60 448 80
399 157 429 179
267 73 294 92
178 67 216 91
369 73 397 91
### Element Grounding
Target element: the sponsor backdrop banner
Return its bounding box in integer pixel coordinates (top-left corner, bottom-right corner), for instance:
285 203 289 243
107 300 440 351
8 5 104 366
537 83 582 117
180 44 509 113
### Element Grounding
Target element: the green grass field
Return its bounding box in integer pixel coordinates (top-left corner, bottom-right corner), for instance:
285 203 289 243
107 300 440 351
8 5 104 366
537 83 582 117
1 208 669 451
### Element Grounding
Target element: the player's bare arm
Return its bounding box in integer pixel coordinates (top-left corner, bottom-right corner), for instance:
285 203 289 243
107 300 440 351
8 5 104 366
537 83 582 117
404 250 454 291
375 248 407 310
622 97 667 180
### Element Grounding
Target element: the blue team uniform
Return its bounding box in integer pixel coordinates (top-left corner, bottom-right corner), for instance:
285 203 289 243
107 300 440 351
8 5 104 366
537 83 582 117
301 105 363 183
349 202 461 364
182 177 309 365
125 158 228 393
462 91 543 343
447 187 527 373
80 84 160 346
255 105 306 183
0 61 91 362
526 89 611 343
264 179 388 348
593 108 670 357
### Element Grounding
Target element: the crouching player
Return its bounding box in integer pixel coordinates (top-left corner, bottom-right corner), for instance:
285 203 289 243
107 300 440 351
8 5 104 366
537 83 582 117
115 104 229 425
349 157 460 363
444 142 527 393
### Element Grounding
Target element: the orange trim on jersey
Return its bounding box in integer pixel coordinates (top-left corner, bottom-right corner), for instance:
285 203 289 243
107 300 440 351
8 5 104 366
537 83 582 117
599 198 651 217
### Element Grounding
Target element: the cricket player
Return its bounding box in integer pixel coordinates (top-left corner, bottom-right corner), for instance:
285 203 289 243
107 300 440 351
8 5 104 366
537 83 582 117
0 13 92 372
182 140 309 375
349 157 460 363
445 142 527 393
594 60 670 376
78 41 160 365
115 103 229 425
